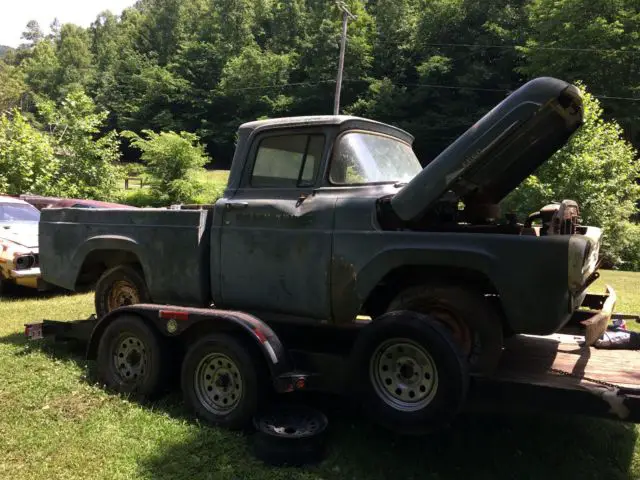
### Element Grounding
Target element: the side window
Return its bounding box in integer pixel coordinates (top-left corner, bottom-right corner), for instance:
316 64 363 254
251 134 324 188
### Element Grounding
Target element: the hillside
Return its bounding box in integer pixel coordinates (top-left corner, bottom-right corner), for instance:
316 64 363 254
0 45 13 58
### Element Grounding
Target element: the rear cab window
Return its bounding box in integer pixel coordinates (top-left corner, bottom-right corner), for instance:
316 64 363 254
251 134 324 188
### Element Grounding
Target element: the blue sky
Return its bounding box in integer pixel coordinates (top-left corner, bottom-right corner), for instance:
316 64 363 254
1 0 137 47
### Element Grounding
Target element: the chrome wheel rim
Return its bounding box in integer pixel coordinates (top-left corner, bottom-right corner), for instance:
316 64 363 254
195 353 243 415
369 338 438 412
113 335 147 383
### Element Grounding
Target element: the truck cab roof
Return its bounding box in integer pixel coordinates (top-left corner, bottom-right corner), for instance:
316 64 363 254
238 115 414 143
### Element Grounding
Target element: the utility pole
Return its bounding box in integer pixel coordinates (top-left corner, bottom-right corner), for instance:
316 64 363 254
334 1 356 115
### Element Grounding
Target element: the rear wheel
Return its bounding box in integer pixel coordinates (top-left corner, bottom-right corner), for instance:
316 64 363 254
181 334 267 430
95 265 150 319
387 284 503 374
351 311 468 434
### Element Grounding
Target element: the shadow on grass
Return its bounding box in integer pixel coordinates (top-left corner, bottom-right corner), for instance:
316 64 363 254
0 282 83 301
2 331 637 480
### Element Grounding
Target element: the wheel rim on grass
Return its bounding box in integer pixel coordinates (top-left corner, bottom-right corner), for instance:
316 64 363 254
256 406 327 438
113 334 147 383
108 280 140 311
195 353 243 415
369 338 439 412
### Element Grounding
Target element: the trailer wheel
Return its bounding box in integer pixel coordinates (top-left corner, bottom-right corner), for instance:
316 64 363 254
352 311 468 435
96 314 167 400
181 334 266 430
95 265 150 319
387 284 503 374
251 404 329 466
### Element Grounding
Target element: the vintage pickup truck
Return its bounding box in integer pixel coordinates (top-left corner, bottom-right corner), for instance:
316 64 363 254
39 77 602 378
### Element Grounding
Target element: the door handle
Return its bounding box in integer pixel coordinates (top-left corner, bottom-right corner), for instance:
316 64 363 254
226 201 248 210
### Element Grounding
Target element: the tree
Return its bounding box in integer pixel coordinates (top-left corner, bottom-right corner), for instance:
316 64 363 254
501 87 640 268
21 20 44 45
123 129 209 204
56 24 95 96
0 111 59 196
0 62 26 112
520 0 640 145
36 90 122 200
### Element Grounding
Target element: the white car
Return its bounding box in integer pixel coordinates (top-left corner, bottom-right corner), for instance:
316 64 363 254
0 196 41 294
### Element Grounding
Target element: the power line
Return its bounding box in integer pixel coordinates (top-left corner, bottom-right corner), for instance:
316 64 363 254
222 79 336 93
216 78 640 103
422 42 640 55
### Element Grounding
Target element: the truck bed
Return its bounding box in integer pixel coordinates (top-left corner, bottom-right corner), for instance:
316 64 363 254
39 207 213 307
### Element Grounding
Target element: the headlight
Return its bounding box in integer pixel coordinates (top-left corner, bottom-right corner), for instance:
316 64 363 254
14 255 35 270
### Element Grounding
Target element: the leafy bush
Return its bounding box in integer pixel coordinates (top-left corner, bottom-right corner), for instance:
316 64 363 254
115 188 165 208
501 87 640 269
0 111 60 196
122 130 209 205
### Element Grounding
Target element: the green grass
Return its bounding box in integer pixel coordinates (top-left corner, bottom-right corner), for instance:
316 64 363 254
0 271 640 479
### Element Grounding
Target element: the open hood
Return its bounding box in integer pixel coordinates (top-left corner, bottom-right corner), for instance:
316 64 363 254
391 77 583 222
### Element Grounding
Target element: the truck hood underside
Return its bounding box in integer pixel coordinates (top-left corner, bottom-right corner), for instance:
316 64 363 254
391 77 584 222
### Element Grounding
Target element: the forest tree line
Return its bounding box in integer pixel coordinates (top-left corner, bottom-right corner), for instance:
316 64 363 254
1 0 639 164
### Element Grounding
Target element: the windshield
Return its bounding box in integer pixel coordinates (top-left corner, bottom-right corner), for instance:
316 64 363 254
0 203 41 222
329 132 422 185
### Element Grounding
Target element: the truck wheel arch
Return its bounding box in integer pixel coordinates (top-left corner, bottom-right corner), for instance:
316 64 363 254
72 236 149 290
347 249 506 322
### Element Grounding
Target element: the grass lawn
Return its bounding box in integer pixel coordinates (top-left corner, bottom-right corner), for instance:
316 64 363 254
0 271 640 479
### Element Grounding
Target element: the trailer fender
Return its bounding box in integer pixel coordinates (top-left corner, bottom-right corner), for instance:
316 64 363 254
86 304 291 386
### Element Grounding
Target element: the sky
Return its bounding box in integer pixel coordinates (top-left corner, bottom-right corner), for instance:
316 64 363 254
0 0 138 47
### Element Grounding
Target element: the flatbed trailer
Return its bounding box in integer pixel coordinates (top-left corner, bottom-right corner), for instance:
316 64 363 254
24 286 640 433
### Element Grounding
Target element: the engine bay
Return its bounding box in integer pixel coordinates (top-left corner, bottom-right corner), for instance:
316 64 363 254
378 195 585 236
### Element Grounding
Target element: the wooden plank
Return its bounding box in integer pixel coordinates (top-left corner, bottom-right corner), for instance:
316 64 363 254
489 333 640 390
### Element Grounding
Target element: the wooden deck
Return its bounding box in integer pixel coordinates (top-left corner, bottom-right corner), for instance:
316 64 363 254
491 333 640 391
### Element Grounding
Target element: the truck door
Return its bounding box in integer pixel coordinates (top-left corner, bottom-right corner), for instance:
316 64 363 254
218 130 334 319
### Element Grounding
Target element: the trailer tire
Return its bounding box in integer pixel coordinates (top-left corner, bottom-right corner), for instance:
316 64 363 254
251 404 329 466
96 314 167 401
351 311 468 435
387 284 503 374
95 265 150 320
181 334 266 430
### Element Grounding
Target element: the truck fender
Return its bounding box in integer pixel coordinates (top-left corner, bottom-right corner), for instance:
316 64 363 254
86 304 291 386
70 235 149 286
333 247 502 322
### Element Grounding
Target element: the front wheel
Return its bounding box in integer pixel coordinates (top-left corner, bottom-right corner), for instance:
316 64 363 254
181 334 267 430
387 284 503 374
351 311 469 435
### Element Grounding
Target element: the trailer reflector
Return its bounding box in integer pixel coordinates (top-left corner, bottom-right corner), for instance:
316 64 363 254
159 310 189 321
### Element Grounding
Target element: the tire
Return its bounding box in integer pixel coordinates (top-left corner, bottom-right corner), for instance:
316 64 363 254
181 333 267 430
251 404 329 467
351 311 468 435
387 284 503 374
95 265 150 319
96 314 167 401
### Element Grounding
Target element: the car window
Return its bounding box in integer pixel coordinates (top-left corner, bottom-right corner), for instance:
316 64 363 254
0 203 41 222
251 134 324 188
